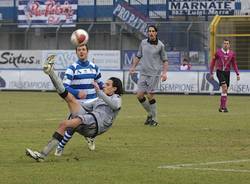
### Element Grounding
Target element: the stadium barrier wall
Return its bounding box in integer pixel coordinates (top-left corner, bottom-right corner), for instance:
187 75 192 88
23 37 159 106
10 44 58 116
0 49 208 71
0 70 250 94
125 71 250 94
0 50 249 94
0 70 123 91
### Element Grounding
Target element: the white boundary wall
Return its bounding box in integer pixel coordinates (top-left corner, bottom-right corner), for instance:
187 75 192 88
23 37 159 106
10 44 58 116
0 70 123 90
0 50 249 94
0 70 250 94
125 71 250 94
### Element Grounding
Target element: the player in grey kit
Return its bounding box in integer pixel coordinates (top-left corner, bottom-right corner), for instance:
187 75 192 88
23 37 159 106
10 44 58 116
129 25 168 126
25 55 123 162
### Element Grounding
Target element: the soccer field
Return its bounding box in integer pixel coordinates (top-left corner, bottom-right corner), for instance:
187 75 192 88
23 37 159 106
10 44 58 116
0 92 250 184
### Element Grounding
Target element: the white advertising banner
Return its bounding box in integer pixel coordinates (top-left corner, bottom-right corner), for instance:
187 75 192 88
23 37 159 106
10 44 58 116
199 72 250 94
1 70 249 93
0 50 42 69
101 71 123 82
42 50 121 70
124 71 199 93
0 50 120 70
0 0 13 7
160 72 198 93
0 70 123 90
89 50 121 70
42 50 77 70
0 70 20 89
19 71 54 90
0 70 54 90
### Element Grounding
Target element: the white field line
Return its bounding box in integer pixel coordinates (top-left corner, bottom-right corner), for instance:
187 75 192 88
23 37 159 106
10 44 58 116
158 159 250 173
159 159 250 168
161 166 250 173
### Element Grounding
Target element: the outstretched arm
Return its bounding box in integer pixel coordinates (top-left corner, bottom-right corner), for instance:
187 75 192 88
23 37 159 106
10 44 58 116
97 91 121 110
93 82 121 110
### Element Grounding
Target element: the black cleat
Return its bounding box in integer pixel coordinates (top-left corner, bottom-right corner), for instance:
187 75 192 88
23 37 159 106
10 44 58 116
144 116 152 125
219 108 229 113
149 120 158 127
223 108 229 112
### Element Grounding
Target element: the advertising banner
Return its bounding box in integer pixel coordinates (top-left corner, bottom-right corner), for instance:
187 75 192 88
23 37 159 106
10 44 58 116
0 50 42 69
88 50 121 70
0 70 53 90
168 0 239 16
113 0 151 36
0 70 123 90
199 72 250 94
160 72 198 93
124 71 198 93
0 70 16 89
1 70 250 94
0 50 120 70
42 50 121 70
122 50 182 71
18 0 78 28
42 50 77 70
122 50 138 70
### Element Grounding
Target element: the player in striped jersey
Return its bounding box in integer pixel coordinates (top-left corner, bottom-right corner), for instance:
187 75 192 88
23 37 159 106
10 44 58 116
63 44 103 108
210 39 240 112
55 44 104 156
25 56 123 162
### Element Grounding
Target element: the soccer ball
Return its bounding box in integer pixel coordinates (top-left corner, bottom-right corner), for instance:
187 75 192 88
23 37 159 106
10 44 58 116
70 29 89 46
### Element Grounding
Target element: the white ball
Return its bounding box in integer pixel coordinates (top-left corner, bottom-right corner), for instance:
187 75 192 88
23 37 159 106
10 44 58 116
70 29 89 46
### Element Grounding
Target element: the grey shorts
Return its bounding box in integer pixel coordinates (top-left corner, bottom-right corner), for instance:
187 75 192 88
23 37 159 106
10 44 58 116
137 74 160 93
70 107 98 138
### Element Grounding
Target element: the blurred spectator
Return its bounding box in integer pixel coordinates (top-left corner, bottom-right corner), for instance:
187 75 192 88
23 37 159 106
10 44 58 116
180 58 191 70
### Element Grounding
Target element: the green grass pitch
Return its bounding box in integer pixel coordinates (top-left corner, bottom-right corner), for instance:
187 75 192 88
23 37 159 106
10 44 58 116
0 91 250 184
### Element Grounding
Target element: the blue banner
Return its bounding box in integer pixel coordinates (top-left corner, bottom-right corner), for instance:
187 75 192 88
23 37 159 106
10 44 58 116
113 0 152 36
122 50 182 70
122 50 137 70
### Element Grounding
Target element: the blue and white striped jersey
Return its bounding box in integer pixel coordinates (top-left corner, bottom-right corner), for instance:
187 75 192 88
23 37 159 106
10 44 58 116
63 59 104 104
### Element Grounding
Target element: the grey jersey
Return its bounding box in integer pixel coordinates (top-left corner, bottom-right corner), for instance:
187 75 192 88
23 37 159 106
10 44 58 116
92 91 121 135
137 39 168 76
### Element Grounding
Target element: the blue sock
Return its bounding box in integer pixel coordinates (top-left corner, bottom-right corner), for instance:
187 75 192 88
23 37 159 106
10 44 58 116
57 130 74 149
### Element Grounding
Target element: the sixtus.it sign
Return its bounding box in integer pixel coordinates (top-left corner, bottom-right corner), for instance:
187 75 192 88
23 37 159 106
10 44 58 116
18 0 78 28
0 50 42 69
168 0 241 16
